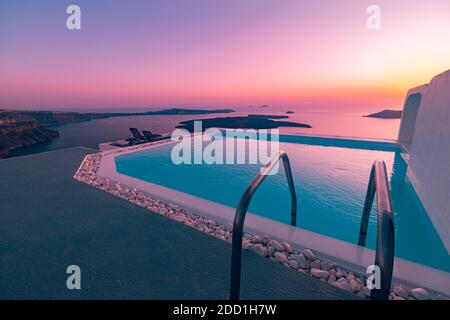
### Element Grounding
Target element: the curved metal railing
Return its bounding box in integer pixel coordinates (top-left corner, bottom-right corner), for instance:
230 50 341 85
229 151 298 300
358 160 395 300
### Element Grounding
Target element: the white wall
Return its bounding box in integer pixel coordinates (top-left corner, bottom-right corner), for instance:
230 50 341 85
398 91 424 146
406 69 450 253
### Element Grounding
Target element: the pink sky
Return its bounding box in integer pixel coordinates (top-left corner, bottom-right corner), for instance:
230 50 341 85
0 0 449 110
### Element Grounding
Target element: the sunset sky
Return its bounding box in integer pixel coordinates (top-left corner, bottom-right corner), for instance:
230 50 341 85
0 0 449 110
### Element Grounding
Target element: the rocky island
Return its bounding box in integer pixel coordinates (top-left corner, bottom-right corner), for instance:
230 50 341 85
363 109 402 119
176 115 311 132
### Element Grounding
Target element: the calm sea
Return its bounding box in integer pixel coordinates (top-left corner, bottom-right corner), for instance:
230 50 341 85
10 106 401 157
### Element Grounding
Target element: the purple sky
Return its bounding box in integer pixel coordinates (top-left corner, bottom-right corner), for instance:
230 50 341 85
1 0 449 109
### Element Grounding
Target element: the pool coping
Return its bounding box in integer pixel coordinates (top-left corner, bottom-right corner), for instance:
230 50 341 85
96 135 450 296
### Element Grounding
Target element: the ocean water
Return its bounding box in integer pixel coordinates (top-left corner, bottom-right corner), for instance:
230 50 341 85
10 106 401 157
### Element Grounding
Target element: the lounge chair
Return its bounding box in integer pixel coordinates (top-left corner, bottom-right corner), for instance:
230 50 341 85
130 128 145 141
142 130 155 142
127 128 146 146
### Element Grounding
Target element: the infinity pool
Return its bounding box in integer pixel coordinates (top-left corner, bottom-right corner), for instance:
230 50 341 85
115 135 450 272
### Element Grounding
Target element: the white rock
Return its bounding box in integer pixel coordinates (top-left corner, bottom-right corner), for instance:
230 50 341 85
288 260 299 269
356 278 365 287
268 240 284 251
392 286 409 299
320 261 332 271
410 288 431 300
334 278 352 292
274 252 288 263
346 272 355 281
311 268 329 279
302 249 315 261
310 259 321 269
327 275 336 284
174 215 186 223
291 254 309 269
349 279 362 292
243 233 253 241
336 267 345 278
282 241 293 253
253 235 262 243
268 246 275 257
261 235 271 245
252 244 267 257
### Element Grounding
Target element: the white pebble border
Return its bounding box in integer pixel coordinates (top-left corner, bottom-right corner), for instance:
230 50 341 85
74 146 448 301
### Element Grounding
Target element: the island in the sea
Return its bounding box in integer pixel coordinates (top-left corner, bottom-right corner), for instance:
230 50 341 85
248 104 271 109
363 109 402 119
0 108 236 158
176 115 311 132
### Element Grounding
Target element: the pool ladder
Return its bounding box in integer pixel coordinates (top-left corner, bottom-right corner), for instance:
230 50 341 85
229 154 395 300
229 151 297 300
358 160 395 300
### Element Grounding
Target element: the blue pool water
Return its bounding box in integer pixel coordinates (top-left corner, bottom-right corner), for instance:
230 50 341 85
115 135 450 272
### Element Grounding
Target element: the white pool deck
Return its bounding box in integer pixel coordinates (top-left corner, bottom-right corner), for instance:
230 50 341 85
96 135 450 296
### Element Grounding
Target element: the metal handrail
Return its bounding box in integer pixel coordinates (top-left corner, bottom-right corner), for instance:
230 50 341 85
229 151 297 300
358 160 395 300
